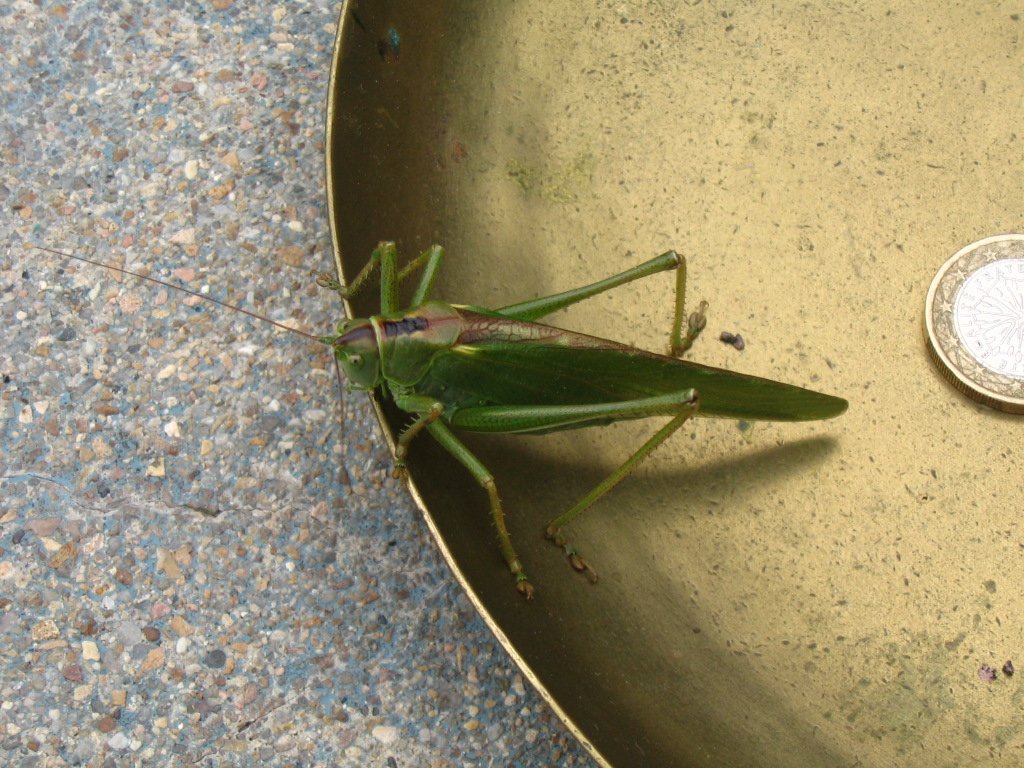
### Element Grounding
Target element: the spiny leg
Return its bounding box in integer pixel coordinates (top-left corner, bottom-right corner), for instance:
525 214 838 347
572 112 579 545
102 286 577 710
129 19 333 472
425 420 534 598
391 392 534 597
317 242 444 311
493 248 709 356
498 251 682 322
544 395 700 583
399 245 443 307
449 390 701 583
316 241 394 302
669 254 708 357
392 401 444 479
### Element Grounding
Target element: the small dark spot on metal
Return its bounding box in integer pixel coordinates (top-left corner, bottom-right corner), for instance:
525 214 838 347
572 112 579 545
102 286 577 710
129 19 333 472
350 9 369 33
378 26 400 63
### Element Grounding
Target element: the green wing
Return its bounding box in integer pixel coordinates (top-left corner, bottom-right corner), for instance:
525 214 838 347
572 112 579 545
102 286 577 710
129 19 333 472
413 311 847 429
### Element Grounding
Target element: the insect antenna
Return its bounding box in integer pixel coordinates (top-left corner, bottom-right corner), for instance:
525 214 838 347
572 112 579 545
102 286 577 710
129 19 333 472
33 244 321 342
333 359 353 489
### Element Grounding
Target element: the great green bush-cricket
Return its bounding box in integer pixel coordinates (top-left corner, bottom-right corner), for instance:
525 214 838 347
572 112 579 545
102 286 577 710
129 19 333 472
44 241 847 599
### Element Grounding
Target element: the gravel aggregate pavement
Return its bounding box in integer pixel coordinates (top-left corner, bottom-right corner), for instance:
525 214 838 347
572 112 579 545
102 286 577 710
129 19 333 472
1 2 595 765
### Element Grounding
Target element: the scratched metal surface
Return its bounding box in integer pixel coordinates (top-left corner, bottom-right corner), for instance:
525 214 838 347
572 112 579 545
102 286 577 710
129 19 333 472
330 2 1024 767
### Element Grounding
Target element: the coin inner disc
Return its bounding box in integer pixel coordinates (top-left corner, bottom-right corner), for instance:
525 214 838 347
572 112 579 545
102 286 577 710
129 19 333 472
952 258 1024 379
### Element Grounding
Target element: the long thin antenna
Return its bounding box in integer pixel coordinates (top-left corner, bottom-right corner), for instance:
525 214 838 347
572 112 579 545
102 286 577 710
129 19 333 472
34 244 321 342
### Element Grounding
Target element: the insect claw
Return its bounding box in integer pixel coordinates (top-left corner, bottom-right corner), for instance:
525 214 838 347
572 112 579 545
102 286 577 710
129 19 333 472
567 551 599 583
315 272 340 291
391 463 408 481
547 528 599 584
671 300 711 357
516 577 536 600
689 300 709 333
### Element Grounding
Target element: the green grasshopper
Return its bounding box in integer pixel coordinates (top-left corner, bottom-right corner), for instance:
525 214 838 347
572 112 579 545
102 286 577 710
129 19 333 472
321 242 847 599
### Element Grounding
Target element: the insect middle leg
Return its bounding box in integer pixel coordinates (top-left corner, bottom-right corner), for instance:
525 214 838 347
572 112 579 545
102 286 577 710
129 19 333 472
426 420 535 599
391 392 535 598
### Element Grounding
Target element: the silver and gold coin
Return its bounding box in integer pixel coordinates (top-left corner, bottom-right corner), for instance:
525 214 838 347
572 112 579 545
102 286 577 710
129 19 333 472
925 234 1024 413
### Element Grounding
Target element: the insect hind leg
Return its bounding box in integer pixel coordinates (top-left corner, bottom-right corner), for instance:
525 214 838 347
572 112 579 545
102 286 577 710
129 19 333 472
669 255 709 357
544 395 700 584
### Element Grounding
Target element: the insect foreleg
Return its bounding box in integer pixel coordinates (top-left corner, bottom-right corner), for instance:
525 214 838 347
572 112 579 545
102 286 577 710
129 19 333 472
320 242 443 312
423 420 535 599
320 241 393 303
398 245 444 308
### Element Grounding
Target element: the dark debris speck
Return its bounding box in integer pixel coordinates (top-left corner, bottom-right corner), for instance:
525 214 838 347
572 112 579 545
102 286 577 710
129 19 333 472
719 331 745 351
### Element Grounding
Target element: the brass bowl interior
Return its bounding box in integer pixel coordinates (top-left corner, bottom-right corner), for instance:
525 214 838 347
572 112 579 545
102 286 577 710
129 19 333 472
327 3 1024 766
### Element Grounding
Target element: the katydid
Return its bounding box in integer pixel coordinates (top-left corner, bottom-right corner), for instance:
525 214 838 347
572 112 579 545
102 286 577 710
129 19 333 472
42 241 846 599
321 242 847 599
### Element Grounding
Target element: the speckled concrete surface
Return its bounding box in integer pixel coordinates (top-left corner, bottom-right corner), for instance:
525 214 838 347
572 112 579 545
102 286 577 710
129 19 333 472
0 1 594 765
